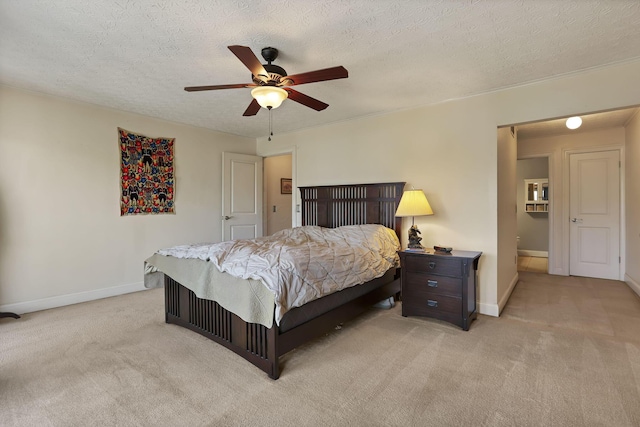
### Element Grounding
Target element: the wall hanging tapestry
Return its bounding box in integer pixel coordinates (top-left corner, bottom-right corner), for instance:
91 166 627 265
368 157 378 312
119 128 175 215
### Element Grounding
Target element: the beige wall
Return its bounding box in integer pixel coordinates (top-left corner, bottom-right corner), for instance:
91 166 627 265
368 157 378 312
258 59 640 316
518 127 625 277
0 85 256 312
260 99 499 313
625 111 640 296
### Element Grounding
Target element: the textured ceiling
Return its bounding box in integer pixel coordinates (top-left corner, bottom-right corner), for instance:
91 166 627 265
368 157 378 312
516 108 639 139
2 1 640 139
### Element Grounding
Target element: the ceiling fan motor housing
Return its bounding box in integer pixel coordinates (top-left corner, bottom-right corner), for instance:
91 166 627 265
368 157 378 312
253 65 289 86
261 47 278 62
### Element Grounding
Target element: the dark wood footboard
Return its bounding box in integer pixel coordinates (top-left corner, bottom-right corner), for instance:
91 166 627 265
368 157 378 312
165 274 400 379
165 275 280 378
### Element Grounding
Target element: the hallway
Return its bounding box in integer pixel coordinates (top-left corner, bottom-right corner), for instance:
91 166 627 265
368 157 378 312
517 256 548 273
504 270 640 341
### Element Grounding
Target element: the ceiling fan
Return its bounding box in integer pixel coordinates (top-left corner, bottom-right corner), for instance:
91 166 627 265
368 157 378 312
184 45 348 116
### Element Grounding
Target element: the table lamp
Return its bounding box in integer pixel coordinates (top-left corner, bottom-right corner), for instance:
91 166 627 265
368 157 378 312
395 189 434 250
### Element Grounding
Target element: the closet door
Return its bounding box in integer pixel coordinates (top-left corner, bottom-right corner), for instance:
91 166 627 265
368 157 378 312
569 150 620 280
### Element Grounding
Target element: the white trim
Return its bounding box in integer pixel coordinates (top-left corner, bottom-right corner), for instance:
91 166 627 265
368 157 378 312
478 302 499 317
625 274 640 298
498 272 520 315
517 250 548 258
0 282 147 315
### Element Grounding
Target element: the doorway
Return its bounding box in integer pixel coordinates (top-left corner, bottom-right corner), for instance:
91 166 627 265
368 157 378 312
513 108 632 279
516 157 550 273
264 154 293 235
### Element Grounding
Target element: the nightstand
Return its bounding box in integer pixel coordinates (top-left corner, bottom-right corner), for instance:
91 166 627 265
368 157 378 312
398 249 482 330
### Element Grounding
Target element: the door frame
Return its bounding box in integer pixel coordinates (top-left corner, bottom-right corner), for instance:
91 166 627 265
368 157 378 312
562 145 625 280
516 154 553 274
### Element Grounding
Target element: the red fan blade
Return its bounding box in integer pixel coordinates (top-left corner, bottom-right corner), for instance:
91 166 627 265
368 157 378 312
242 99 261 116
283 88 328 111
184 83 256 92
228 45 269 79
284 66 348 86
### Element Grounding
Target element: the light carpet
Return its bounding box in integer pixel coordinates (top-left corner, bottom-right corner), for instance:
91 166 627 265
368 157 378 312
1 272 640 426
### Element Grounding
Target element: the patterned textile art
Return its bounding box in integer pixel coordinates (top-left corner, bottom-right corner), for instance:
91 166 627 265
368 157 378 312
119 128 175 215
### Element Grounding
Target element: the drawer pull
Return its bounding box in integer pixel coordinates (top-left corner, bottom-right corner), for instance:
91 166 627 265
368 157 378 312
427 300 438 308
427 280 438 287
428 261 436 269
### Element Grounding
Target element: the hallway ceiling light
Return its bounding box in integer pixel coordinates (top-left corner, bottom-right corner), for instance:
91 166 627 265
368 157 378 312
566 116 582 130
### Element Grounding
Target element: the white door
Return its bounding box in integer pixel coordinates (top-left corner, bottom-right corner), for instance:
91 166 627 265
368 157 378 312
569 150 620 280
222 152 263 241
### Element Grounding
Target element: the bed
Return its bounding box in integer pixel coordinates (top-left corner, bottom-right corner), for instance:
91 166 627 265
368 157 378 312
148 182 405 379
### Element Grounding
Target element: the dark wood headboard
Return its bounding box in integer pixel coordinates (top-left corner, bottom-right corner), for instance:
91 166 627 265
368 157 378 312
299 182 405 239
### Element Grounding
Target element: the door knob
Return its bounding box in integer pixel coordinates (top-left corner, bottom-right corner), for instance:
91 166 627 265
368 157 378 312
571 218 582 223
223 215 233 220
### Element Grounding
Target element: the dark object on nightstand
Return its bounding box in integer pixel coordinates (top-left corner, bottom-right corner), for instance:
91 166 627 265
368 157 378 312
0 312 20 320
433 245 453 253
407 225 423 249
399 249 482 330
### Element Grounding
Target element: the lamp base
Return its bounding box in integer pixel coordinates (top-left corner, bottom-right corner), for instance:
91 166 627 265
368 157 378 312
407 224 424 249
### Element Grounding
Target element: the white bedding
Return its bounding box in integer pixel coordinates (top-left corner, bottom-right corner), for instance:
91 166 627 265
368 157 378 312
157 224 400 324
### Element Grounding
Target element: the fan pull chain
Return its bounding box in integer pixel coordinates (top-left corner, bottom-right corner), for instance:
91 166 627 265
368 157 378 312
268 107 273 141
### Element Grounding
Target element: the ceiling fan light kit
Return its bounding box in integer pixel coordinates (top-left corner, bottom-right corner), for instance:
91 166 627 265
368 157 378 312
251 86 288 109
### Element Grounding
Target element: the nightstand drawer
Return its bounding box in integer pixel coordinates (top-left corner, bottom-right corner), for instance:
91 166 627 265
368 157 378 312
402 255 462 277
402 295 462 322
404 272 462 297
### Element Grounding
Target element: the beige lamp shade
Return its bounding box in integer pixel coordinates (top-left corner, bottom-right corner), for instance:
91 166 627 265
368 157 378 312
395 190 434 217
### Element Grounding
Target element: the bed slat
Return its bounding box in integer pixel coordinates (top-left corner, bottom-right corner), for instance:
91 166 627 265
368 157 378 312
165 276 180 317
187 291 232 342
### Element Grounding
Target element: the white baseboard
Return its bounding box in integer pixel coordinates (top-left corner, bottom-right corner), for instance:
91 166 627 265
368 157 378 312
0 281 147 315
478 302 499 317
625 274 640 298
517 250 548 258
478 271 520 318
498 272 520 315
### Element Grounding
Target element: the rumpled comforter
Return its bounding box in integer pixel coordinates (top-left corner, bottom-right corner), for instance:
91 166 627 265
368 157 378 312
157 224 400 324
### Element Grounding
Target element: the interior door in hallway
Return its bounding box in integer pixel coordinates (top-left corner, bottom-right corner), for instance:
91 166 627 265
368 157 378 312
569 150 620 280
222 152 263 241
